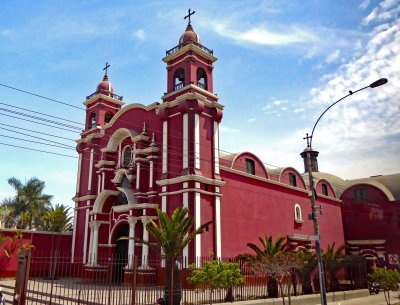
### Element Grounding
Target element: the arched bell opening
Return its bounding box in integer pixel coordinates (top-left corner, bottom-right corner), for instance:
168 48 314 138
197 67 207 90
173 68 185 91
104 111 114 123
88 112 96 129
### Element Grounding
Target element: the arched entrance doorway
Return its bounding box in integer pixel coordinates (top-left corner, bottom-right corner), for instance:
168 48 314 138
112 223 129 283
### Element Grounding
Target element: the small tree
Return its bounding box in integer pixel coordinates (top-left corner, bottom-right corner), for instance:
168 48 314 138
370 267 400 305
188 260 244 305
252 252 302 305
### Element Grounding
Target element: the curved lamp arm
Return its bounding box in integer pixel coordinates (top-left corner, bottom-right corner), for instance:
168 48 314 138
308 78 388 149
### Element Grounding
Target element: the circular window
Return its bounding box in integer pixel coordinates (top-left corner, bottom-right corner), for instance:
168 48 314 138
123 146 132 167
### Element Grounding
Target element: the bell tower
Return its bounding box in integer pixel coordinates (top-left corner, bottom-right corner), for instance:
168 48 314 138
157 11 225 259
83 63 124 131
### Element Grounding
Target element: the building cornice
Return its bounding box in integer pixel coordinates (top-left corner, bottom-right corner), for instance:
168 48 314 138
72 195 97 202
346 239 386 245
156 174 225 187
83 93 125 107
163 43 217 63
161 87 222 108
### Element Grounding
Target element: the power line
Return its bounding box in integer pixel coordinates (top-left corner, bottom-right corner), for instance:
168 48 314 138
1 123 77 141
0 101 83 126
0 82 85 110
0 134 76 150
0 142 77 158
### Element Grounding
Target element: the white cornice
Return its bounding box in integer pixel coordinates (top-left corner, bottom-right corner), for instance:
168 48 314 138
83 93 125 107
72 195 97 202
95 160 115 168
163 43 217 63
346 240 386 245
160 188 222 197
156 174 225 187
160 88 222 109
112 203 158 213
288 234 315 242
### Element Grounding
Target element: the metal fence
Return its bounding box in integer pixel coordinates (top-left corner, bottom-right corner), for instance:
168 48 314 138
18 251 368 305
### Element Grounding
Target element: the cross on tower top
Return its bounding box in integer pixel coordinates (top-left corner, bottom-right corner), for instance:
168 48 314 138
103 62 110 76
184 8 195 25
303 133 312 147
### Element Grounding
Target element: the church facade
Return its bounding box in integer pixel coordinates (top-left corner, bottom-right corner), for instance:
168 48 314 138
72 20 399 271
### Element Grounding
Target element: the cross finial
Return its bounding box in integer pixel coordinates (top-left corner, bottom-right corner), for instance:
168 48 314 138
184 8 195 25
103 62 110 76
303 133 312 147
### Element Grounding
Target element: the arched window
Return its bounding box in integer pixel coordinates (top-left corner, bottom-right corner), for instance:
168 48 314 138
105 111 114 123
122 146 132 167
322 183 328 196
245 158 255 175
173 68 185 90
89 112 96 129
197 68 207 90
294 204 303 223
289 173 297 187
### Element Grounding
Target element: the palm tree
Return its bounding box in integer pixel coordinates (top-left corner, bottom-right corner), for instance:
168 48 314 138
322 243 345 292
247 235 286 298
297 250 316 294
39 204 73 232
7 177 52 230
141 207 211 305
0 202 14 228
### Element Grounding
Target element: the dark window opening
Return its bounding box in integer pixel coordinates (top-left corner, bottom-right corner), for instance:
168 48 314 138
173 68 185 91
205 185 209 192
123 146 132 167
89 112 96 129
197 68 207 90
322 183 328 196
245 158 255 175
354 188 368 202
105 111 114 123
289 173 297 187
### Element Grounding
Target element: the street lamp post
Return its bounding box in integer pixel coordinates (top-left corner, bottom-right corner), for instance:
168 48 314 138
304 78 387 305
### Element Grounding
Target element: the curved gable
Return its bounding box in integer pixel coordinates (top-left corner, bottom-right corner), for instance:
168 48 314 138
106 128 138 151
340 182 395 202
315 179 337 198
280 167 307 190
231 152 268 179
105 103 158 129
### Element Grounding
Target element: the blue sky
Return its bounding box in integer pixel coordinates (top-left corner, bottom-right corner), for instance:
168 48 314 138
0 0 399 208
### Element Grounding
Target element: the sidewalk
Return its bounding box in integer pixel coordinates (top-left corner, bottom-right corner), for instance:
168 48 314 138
328 292 399 305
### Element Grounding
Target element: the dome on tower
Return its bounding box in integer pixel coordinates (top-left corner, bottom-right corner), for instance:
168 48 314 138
96 74 114 94
179 24 200 44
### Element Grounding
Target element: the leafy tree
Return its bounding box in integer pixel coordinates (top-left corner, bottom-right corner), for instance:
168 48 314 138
6 177 52 229
297 250 316 294
322 243 345 291
246 235 286 298
0 202 14 228
252 252 302 305
188 260 244 305
370 267 400 305
137 207 211 305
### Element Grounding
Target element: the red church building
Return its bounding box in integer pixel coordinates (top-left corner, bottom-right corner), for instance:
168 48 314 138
71 19 399 272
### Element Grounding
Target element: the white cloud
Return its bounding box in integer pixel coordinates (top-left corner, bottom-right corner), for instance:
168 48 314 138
219 125 239 134
212 22 317 46
133 29 145 41
362 7 379 25
247 118 256 123
359 0 370 9
325 49 341 64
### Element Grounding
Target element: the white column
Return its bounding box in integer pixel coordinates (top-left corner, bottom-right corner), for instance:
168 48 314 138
88 221 94 265
97 175 101 194
127 217 137 268
118 143 122 168
141 217 149 268
215 187 222 258
183 182 189 260
75 153 82 193
83 200 90 264
71 204 78 262
194 113 200 169
136 163 141 189
161 186 167 213
214 122 220 174
91 221 100 266
101 172 105 191
195 182 201 262
183 113 189 168
162 121 168 173
88 149 94 191
149 160 153 188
